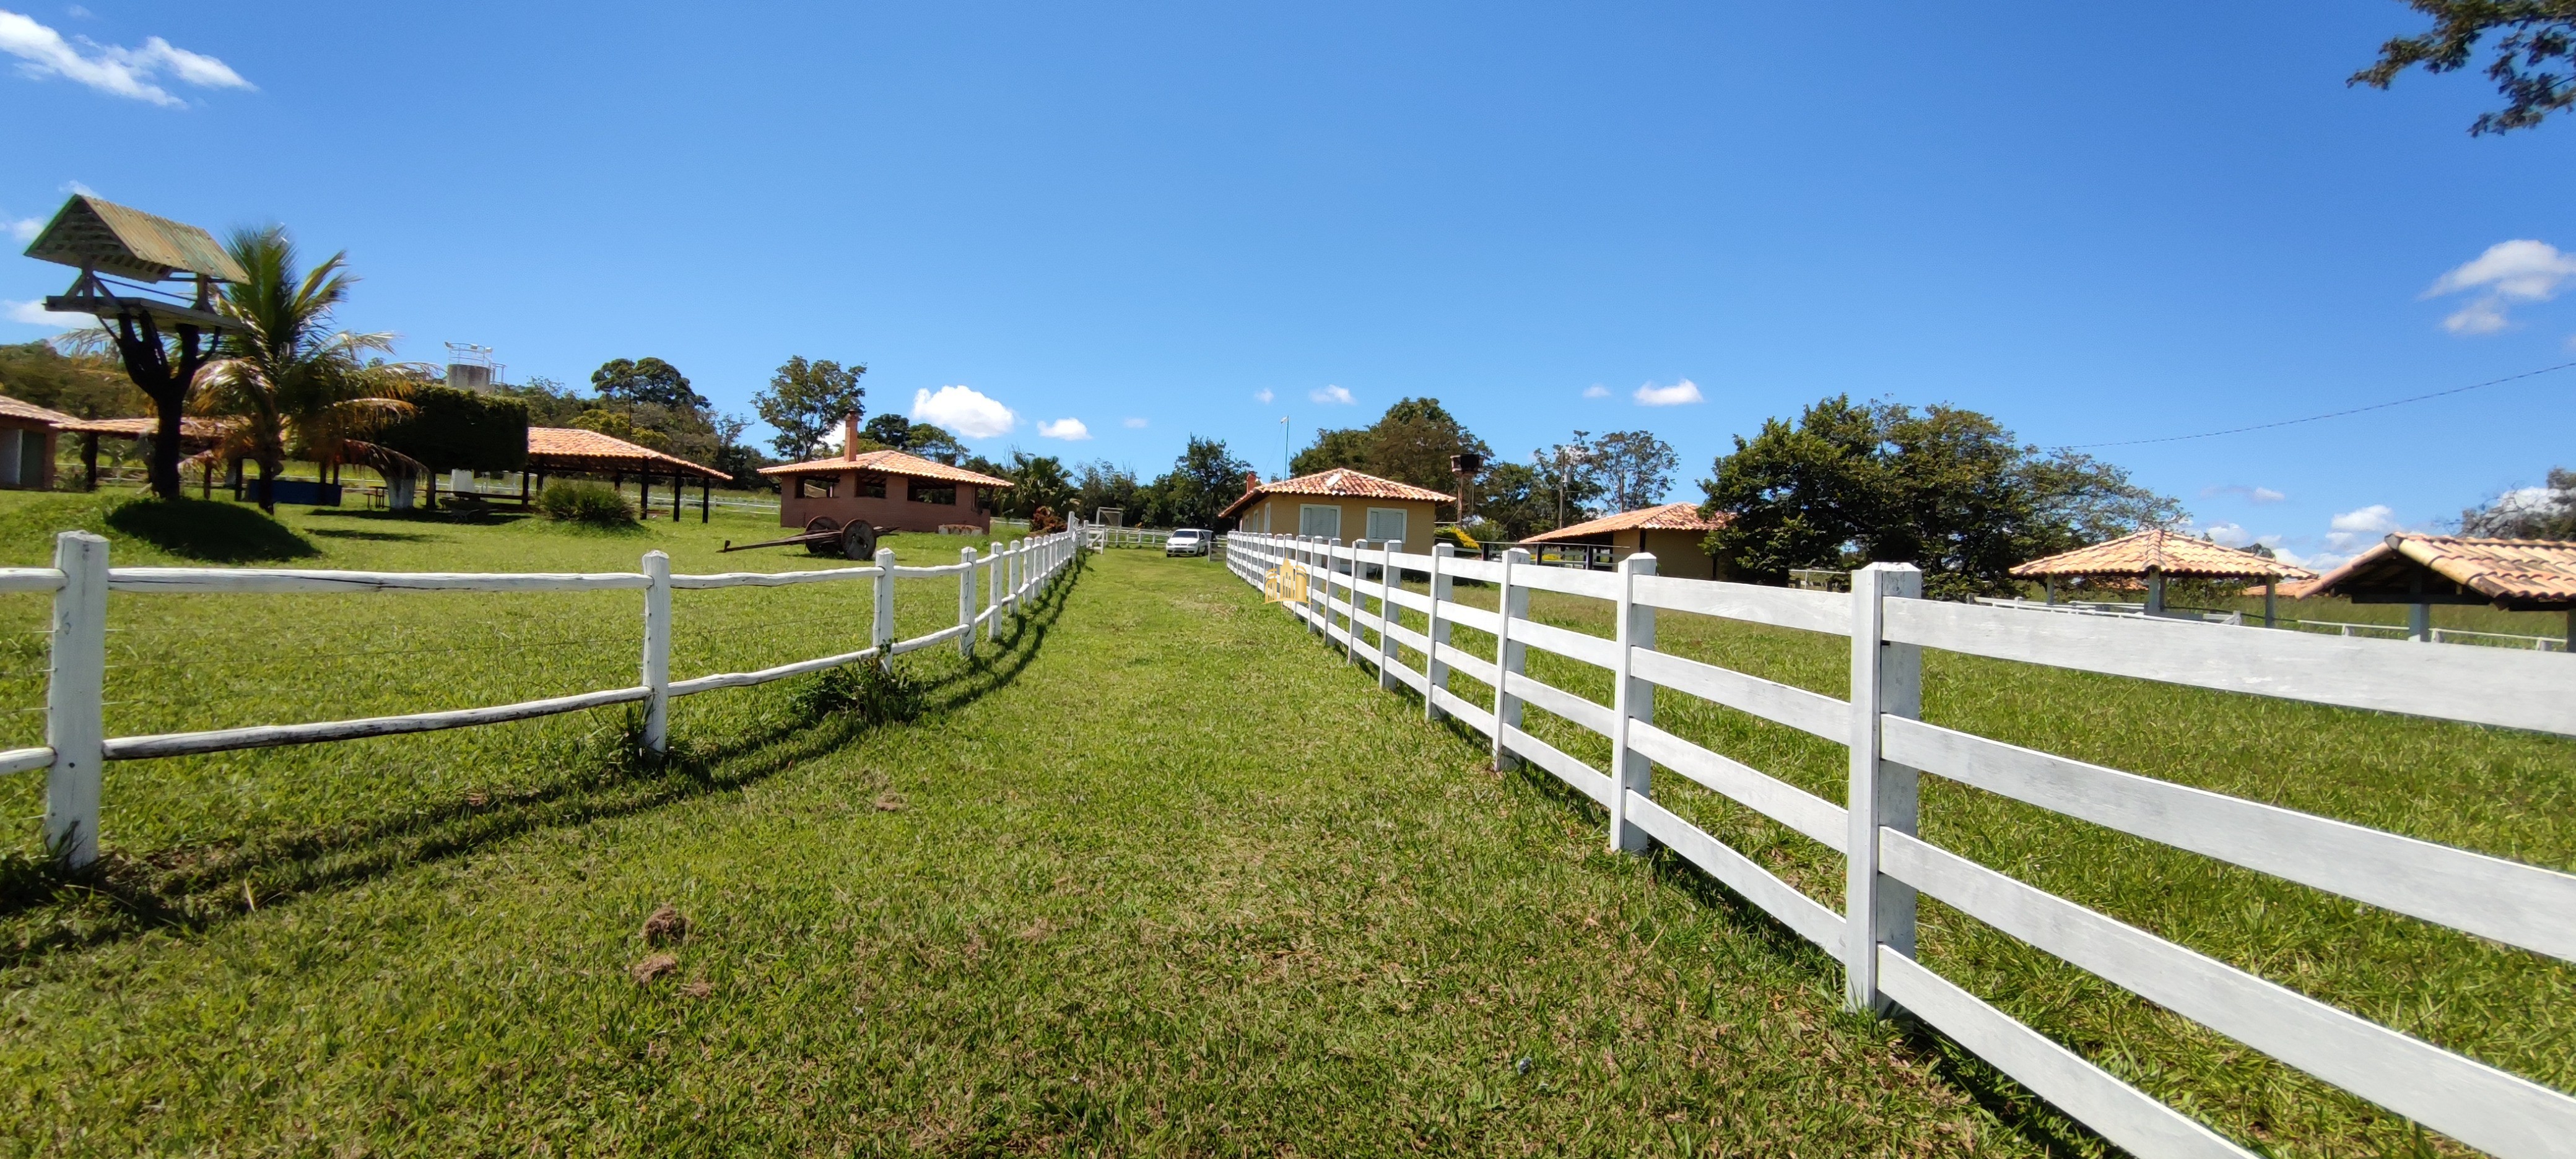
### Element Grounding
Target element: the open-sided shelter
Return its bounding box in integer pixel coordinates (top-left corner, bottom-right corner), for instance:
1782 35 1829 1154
759 416 1011 535
1221 467 1453 545
54 415 228 492
526 427 732 521
1521 502 1731 580
2305 534 2576 646
2010 527 2316 624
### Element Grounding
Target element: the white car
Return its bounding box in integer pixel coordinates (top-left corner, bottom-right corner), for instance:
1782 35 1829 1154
1165 529 1210 557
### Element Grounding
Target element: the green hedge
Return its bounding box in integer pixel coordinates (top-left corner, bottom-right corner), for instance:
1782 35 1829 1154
378 387 529 472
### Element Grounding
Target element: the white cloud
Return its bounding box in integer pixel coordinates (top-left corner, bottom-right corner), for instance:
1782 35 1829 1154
5 298 87 329
2325 503 2406 556
910 384 1017 439
1121 417 1147 429
61 180 93 196
5 215 37 241
1633 378 1704 406
1311 384 1354 405
2424 239 2576 335
1582 384 1611 399
0 11 252 107
1253 388 1273 404
2200 483 2286 505
1037 417 1091 441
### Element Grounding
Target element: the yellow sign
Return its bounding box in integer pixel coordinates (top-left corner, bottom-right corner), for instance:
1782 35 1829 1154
1263 562 1309 604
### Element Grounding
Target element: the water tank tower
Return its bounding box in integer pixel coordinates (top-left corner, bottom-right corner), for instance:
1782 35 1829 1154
444 342 502 393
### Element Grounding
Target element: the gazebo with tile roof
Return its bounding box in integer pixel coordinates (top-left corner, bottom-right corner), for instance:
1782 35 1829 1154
2011 527 2317 623
526 427 733 522
1521 502 1733 580
2305 533 2576 646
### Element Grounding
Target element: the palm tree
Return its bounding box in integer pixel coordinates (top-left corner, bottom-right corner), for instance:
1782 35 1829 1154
198 227 424 513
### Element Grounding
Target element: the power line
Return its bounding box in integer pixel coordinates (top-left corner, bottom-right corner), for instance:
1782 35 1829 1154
2061 360 2576 449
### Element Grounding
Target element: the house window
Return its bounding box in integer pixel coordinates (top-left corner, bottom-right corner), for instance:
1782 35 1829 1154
1299 503 1341 539
852 472 887 498
796 475 835 498
1365 507 1407 545
910 484 957 505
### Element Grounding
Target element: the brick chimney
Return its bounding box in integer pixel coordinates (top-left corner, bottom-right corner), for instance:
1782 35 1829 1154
1243 469 1260 495
843 412 859 461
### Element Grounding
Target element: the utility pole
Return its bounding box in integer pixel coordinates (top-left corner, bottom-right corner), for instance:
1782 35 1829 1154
1281 415 1290 479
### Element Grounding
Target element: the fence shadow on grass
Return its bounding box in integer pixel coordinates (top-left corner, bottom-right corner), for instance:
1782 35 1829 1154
1294 597 2123 1159
0 555 1087 968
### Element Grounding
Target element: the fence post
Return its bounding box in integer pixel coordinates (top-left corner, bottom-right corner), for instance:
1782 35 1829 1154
1345 539 1365 666
1378 540 1399 690
1843 561 1922 1014
986 541 1003 641
1425 542 1453 721
44 531 108 868
1302 536 1323 636
1609 552 1656 853
873 547 898 667
958 546 978 658
1490 547 1528 771
641 550 672 753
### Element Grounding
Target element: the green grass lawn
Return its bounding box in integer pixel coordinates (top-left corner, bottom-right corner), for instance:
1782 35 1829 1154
0 496 2034 1155
1354 560 2575 1158
0 496 2564 1155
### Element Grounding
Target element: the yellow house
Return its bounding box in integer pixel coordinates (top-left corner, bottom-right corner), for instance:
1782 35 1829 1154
1520 502 1730 580
1221 467 1453 547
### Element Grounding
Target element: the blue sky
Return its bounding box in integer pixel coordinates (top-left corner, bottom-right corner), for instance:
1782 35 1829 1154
6 2 2574 566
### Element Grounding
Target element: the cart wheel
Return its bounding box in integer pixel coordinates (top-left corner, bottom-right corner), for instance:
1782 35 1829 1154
840 521 878 561
801 516 842 555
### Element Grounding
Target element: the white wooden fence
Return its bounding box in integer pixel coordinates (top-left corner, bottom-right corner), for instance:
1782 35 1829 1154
14 526 1085 869
1225 531 2576 1159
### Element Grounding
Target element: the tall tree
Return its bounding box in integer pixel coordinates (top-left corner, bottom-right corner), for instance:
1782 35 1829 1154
1581 430 1679 513
754 356 866 461
0 339 148 418
1700 396 2181 601
198 227 423 513
1006 451 1076 519
1534 433 1606 529
1071 459 1143 523
2460 467 2576 537
591 357 704 415
905 423 966 465
2354 2 2576 133
1465 461 1559 542
1144 437 1253 529
1287 397 1489 492
861 414 915 448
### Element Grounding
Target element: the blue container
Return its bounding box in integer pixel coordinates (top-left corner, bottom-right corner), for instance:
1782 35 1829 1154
259 479 342 507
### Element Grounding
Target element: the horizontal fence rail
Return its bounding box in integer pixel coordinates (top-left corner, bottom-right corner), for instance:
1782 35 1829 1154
1223 531 2576 1159
19 526 1087 868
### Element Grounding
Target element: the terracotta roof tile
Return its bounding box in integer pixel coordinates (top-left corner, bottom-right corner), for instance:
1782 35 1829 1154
527 427 730 480
758 448 1012 488
2010 528 2315 581
54 414 229 440
1221 468 1455 518
2308 534 2576 609
1523 502 1728 543
0 395 80 427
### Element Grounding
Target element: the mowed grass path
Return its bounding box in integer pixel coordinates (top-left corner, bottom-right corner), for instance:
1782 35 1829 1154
0 514 2027 1155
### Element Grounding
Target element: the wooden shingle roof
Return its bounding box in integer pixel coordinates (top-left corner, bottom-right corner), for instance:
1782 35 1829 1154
1220 468 1455 519
2306 534 2576 610
1523 502 1728 544
758 448 1012 488
22 196 246 283
2010 528 2315 581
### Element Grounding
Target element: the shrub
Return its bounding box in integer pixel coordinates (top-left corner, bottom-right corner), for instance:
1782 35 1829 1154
538 481 635 526
1434 524 1480 553
1030 505 1064 533
788 662 923 727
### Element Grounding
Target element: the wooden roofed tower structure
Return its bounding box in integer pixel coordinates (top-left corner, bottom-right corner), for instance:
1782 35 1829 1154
21 196 247 500
2011 527 2317 626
